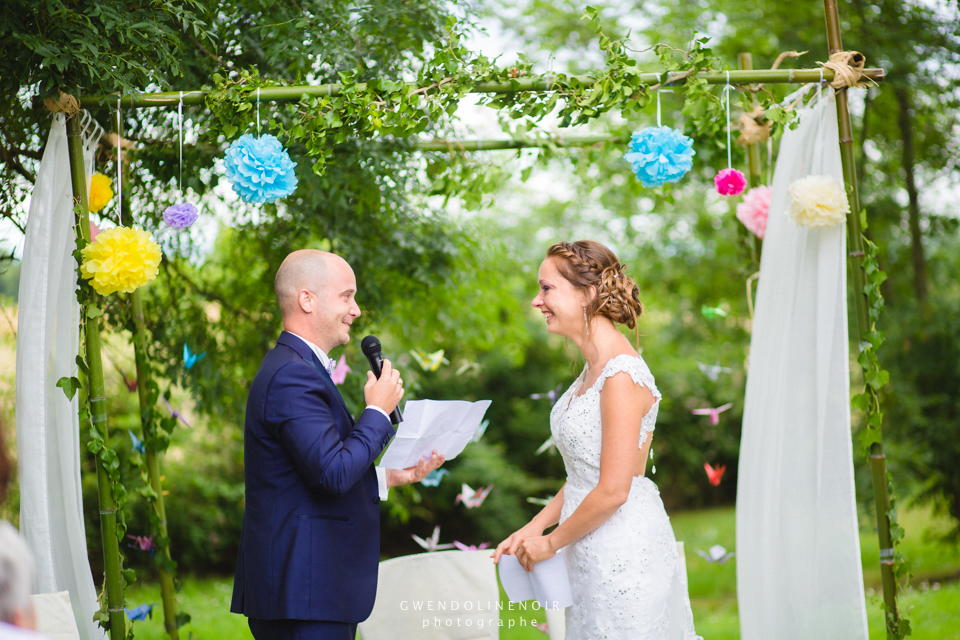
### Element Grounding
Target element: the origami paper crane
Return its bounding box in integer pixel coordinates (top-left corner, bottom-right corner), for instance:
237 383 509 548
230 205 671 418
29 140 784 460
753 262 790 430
128 430 145 454
456 360 480 376
183 343 206 370
126 604 154 622
126 534 155 552
692 403 734 426
330 354 351 385
456 483 493 508
704 462 727 486
410 349 448 372
472 419 489 443
535 437 556 456
530 384 564 406
696 361 734 381
535 622 550 634
452 541 492 551
120 370 138 393
696 545 736 564
411 526 455 552
526 495 554 506
701 305 729 319
420 468 450 487
162 396 192 428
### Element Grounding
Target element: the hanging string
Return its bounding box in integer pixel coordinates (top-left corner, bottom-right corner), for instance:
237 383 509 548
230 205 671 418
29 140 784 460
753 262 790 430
178 91 184 198
257 87 261 137
116 97 122 226
767 136 773 185
721 70 733 169
817 68 825 174
656 73 663 127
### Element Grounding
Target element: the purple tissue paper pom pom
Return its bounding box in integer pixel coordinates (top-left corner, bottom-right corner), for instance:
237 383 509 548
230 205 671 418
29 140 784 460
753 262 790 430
163 202 199 229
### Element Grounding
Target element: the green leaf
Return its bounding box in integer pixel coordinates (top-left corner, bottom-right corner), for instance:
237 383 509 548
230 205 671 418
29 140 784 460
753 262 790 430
57 376 81 401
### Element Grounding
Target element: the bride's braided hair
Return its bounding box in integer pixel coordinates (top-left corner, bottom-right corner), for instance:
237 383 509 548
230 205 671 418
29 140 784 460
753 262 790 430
546 240 644 330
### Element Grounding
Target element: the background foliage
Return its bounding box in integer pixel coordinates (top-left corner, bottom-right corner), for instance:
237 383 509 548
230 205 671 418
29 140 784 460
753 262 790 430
1 1 959 636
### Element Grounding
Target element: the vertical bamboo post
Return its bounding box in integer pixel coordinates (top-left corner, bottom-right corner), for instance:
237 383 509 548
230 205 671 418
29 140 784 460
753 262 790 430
822 0 901 635
737 53 764 262
130 290 180 639
65 114 126 640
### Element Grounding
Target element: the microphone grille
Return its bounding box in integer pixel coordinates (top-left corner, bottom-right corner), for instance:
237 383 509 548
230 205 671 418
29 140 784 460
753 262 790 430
360 335 382 357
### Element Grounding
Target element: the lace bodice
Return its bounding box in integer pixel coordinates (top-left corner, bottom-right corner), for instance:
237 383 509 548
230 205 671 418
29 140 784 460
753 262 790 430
550 354 661 492
548 354 700 640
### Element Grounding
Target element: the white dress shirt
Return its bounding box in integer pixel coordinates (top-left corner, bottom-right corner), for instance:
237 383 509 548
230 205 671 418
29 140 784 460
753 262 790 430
287 332 390 501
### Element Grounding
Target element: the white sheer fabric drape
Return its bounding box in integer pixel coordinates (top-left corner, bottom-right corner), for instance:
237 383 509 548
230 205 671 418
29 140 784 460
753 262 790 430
736 89 869 640
16 113 105 640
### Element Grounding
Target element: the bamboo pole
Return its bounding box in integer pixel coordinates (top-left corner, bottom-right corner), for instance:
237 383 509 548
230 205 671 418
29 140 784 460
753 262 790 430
738 53 763 262
130 290 180 639
822 0 901 635
77 68 886 110
414 134 621 151
65 114 126 640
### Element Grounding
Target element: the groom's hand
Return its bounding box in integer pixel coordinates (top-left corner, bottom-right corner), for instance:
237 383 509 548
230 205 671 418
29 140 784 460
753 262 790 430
364 359 404 414
385 449 445 488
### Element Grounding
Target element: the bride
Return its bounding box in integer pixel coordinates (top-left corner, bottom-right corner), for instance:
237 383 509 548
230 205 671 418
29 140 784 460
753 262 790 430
492 240 700 640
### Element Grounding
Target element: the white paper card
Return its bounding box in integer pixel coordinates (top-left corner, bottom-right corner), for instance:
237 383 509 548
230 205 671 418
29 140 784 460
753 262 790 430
379 399 492 469
497 549 573 610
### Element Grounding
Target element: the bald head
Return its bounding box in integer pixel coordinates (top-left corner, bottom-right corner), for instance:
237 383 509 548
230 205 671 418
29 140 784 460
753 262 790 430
275 250 362 351
275 250 338 317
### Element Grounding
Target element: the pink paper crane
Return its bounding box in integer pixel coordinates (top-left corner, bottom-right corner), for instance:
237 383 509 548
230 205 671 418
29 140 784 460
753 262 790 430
126 534 155 552
455 483 493 508
162 397 192 428
452 541 492 551
535 622 550 634
692 402 733 426
704 462 727 486
330 355 351 385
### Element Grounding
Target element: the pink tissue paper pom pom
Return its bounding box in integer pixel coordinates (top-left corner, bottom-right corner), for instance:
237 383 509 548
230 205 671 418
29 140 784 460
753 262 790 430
714 168 747 196
736 186 771 239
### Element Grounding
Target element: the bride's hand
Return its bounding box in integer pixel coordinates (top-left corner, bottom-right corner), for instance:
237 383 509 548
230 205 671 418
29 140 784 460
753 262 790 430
515 535 556 572
490 522 543 564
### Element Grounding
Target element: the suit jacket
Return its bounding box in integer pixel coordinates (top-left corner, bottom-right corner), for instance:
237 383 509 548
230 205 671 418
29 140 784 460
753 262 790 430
231 331 396 622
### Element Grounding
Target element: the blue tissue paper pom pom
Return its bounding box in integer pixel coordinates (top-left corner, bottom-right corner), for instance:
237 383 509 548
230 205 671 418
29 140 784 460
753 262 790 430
223 134 298 204
623 126 696 188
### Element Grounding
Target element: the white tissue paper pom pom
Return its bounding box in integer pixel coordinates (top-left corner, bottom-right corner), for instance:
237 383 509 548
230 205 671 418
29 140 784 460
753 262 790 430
786 175 850 228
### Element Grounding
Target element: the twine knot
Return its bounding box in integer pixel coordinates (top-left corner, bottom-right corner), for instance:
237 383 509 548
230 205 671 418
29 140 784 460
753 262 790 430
821 51 874 89
43 91 80 116
737 106 770 146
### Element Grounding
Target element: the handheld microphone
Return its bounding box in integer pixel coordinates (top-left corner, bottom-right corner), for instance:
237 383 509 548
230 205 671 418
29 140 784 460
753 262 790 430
360 335 403 425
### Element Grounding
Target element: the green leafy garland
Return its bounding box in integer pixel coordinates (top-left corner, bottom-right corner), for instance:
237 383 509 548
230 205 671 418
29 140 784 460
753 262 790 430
201 11 766 177
853 213 911 639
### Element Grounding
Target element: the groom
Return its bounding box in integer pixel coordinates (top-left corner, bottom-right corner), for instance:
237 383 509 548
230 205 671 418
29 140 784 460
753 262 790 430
231 249 444 640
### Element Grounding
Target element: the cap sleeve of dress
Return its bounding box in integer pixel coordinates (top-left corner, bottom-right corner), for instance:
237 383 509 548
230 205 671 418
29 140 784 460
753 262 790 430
595 354 662 446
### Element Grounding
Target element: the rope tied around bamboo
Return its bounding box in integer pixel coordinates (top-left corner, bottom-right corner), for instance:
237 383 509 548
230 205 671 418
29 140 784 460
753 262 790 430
820 51 876 89
44 91 81 117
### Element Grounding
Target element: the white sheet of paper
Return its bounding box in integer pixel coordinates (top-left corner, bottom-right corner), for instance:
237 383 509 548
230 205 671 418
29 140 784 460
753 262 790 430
497 549 573 609
379 399 492 469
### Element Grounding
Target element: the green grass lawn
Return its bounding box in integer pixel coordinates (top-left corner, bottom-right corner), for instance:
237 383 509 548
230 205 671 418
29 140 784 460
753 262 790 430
125 505 960 639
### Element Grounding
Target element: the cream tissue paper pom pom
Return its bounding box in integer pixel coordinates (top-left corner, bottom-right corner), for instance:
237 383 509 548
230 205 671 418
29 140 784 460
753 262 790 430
786 175 850 228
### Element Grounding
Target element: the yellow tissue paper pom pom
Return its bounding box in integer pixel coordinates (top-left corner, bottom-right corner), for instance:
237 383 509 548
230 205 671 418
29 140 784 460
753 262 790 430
786 175 850 228
88 173 114 213
80 226 162 296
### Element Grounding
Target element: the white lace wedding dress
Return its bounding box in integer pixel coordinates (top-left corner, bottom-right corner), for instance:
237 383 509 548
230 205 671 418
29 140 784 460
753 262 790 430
551 354 701 640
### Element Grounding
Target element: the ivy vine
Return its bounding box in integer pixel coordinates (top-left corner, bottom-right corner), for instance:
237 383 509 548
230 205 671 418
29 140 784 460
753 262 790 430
852 212 911 639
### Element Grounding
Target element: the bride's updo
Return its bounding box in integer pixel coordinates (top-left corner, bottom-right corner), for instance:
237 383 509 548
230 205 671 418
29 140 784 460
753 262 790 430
546 240 644 329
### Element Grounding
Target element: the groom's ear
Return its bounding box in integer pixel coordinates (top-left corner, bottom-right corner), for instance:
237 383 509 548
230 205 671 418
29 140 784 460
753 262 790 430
297 288 314 314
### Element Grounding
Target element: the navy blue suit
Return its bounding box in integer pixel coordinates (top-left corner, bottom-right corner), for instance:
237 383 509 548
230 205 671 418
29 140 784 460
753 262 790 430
231 332 396 637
